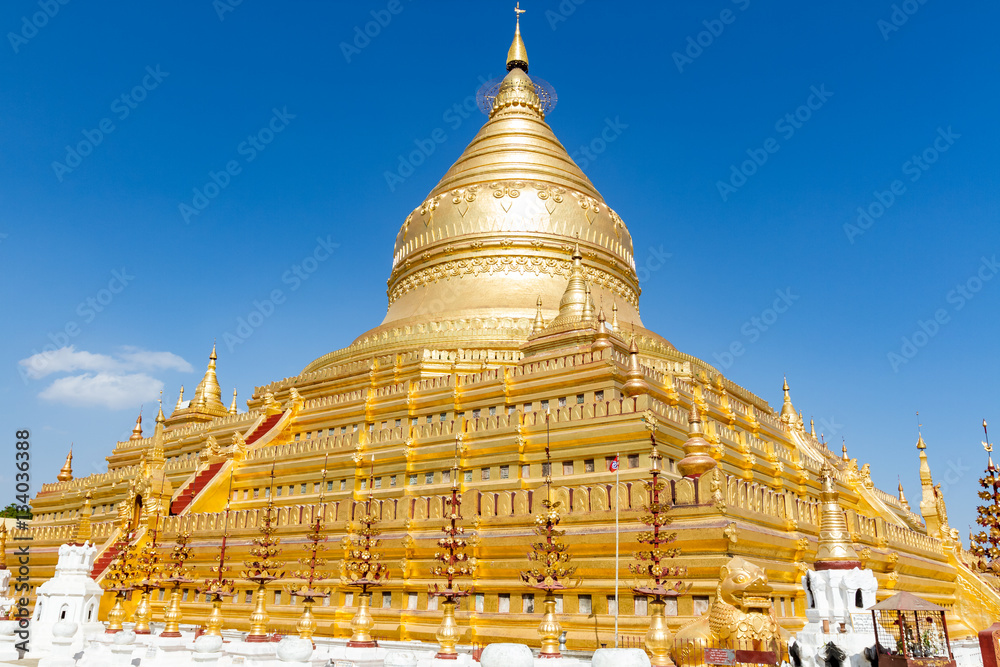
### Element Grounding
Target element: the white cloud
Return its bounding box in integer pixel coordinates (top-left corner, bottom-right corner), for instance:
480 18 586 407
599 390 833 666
18 346 194 410
39 373 165 410
18 345 193 380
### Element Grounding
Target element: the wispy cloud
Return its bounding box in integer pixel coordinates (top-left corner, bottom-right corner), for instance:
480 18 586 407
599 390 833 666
18 346 192 410
39 372 164 410
19 345 192 380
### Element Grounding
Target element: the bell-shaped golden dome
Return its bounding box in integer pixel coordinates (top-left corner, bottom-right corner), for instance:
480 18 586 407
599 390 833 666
381 16 641 331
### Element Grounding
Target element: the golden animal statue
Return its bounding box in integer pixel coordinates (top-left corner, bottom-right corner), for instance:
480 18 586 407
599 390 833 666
673 557 789 666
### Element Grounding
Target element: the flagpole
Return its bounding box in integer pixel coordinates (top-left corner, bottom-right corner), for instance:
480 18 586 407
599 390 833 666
614 450 620 648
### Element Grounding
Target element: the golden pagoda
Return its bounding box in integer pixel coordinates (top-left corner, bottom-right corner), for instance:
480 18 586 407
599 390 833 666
19 5 1000 651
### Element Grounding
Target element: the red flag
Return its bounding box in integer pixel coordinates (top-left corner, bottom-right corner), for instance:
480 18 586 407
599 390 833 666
609 455 620 472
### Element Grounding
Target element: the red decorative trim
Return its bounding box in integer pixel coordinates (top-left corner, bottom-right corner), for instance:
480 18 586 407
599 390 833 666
815 560 862 570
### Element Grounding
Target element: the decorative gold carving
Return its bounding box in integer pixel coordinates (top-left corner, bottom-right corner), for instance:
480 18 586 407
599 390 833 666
673 557 789 665
387 255 639 307
724 522 739 546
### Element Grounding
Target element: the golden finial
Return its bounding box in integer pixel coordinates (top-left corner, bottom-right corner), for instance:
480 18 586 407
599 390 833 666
898 478 910 509
506 2 529 73
916 411 925 450
57 446 73 482
174 385 185 411
532 296 545 334
810 417 817 439
622 335 649 398
130 408 144 441
982 419 994 471
550 235 592 326
677 402 716 479
841 440 849 462
229 388 238 415
156 394 166 426
780 375 797 424
592 307 612 353
611 301 619 332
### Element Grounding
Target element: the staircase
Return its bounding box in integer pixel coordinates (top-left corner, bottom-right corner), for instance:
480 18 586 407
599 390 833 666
169 460 226 515
169 411 286 515
246 412 283 445
91 542 121 578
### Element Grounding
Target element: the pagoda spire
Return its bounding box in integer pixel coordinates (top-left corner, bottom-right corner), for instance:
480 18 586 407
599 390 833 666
130 409 144 441
611 301 619 332
532 296 545 334
676 402 717 479
582 283 595 322
915 425 952 540
780 376 798 428
155 396 166 430
171 343 228 421
229 388 238 415
810 417 817 439
57 447 73 482
506 2 529 73
815 462 860 569
898 479 910 510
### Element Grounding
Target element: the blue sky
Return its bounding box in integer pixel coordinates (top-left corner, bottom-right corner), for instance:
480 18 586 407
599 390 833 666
1 1 997 538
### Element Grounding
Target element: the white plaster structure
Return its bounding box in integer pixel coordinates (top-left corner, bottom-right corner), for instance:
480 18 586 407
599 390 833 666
795 567 880 667
28 542 104 656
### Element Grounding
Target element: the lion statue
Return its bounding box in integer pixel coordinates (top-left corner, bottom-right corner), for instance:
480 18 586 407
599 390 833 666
673 556 790 666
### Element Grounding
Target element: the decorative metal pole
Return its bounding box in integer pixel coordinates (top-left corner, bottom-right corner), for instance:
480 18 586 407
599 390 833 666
429 436 476 659
290 455 332 645
971 419 1000 574
198 472 236 637
159 532 193 637
520 410 576 658
102 520 140 634
242 463 285 642
630 434 688 667
131 511 163 634
343 455 389 647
